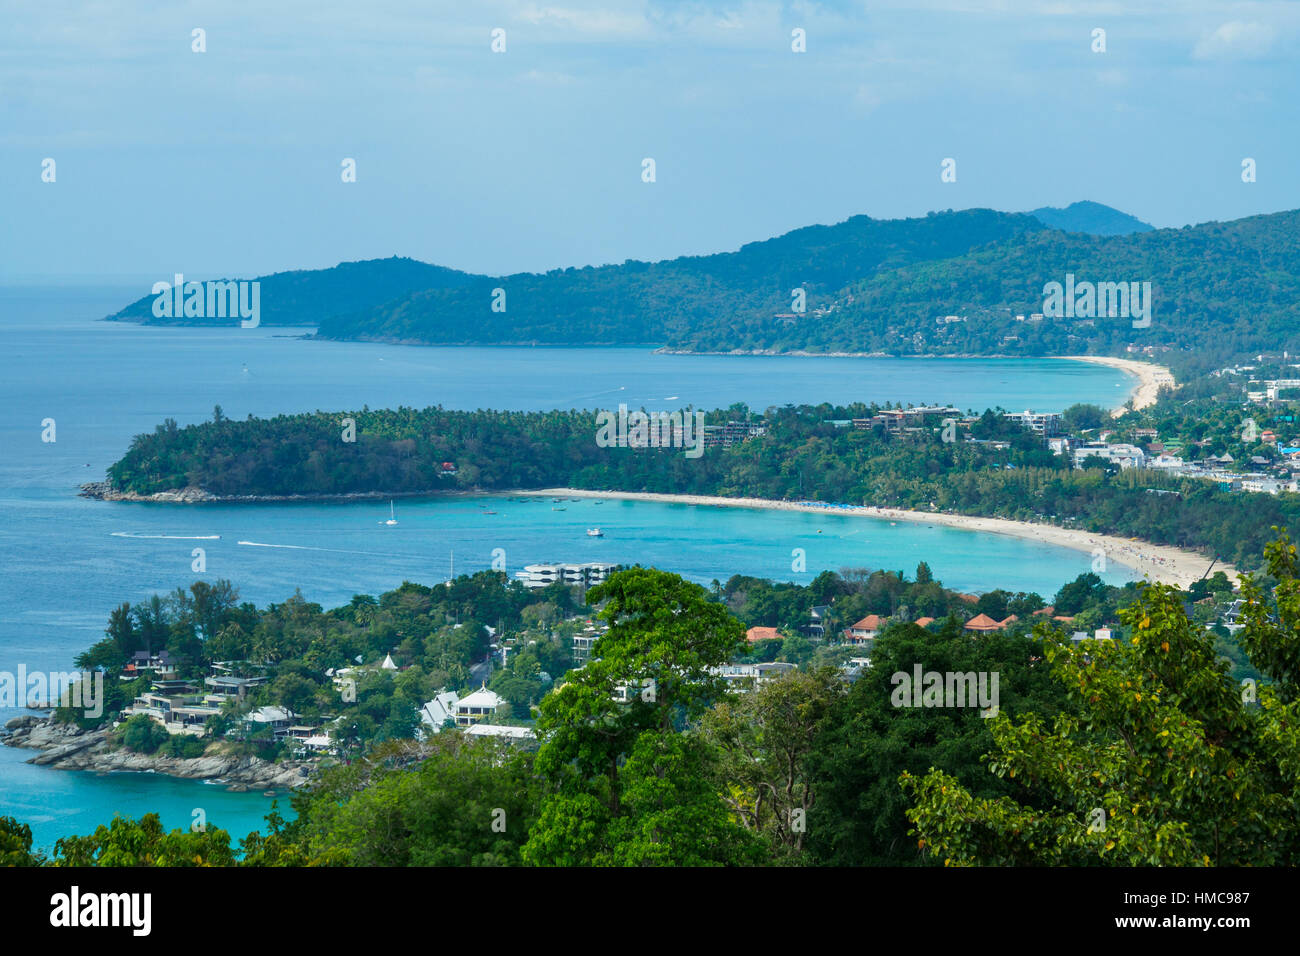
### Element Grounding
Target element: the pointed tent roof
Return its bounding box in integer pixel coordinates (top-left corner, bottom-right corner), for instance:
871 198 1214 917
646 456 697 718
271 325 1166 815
381 653 398 670
963 613 1002 632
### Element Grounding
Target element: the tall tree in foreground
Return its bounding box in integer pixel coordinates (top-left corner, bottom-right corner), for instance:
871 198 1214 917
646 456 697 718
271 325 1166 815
904 536 1300 866
522 568 762 865
699 666 844 862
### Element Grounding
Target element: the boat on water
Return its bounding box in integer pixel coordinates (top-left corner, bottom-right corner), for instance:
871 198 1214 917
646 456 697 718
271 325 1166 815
553 507 566 511
594 499 604 504
384 501 398 526
482 510 497 515
587 528 604 537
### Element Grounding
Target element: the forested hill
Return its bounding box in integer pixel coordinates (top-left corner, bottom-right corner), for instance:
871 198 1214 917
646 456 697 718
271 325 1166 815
102 209 1044 333
101 207 1300 372
320 208 1300 369
762 209 1300 370
1026 200 1155 236
315 209 1044 346
106 256 481 326
94 404 1300 570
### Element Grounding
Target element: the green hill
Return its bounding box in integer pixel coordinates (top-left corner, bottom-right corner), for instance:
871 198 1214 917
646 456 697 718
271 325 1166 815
105 255 481 327
1027 200 1155 236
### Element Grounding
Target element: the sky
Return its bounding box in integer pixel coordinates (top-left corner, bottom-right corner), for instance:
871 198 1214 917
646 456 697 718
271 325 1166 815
2 0 1298 282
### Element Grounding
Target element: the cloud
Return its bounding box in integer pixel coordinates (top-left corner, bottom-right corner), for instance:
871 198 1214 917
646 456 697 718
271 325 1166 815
1193 21 1275 61
853 84 883 112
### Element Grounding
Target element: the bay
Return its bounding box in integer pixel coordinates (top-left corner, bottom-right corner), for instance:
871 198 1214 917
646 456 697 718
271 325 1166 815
0 284 1134 849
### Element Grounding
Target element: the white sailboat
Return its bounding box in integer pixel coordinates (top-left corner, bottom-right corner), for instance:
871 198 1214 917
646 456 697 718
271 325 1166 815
385 500 397 526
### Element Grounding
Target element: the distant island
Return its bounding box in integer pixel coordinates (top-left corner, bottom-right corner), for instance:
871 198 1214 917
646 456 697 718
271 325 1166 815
103 203 1300 374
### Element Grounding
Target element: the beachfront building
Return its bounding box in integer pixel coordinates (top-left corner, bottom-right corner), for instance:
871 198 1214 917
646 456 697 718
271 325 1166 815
123 692 223 736
517 562 617 589
204 662 270 701
123 650 176 679
242 706 296 739
1003 409 1063 437
852 406 964 435
701 421 768 448
1072 442 1147 470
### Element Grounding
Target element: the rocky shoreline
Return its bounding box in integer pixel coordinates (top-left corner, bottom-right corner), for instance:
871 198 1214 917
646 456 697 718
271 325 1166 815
1 715 315 792
77 480 470 505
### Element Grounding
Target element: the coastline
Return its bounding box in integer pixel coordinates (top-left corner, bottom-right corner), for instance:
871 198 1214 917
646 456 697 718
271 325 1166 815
2 716 313 792
519 488 1235 590
77 481 474 505
1057 355 1175 414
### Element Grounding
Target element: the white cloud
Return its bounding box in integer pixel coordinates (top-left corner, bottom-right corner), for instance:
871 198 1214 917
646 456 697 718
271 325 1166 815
1193 21 1275 61
853 84 883 112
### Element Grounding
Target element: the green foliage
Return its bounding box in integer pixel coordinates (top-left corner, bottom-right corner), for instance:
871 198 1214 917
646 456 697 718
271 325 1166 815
158 734 208 758
119 714 170 754
0 816 42 866
288 737 539 866
51 814 237 867
903 559 1300 866
699 667 845 861
805 620 1071 865
523 568 755 865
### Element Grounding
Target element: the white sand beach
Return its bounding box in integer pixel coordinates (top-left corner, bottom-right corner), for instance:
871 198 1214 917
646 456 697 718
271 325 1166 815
1061 355 1175 415
521 488 1236 590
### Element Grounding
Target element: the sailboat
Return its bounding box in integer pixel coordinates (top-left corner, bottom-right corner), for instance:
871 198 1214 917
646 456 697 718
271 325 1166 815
385 501 397 526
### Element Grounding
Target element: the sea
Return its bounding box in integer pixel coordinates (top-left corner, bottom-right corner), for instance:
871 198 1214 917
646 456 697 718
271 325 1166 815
0 283 1135 851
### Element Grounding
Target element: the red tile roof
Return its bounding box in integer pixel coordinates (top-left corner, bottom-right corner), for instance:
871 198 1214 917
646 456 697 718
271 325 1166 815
850 615 885 631
964 613 1003 632
746 626 783 644
914 617 935 628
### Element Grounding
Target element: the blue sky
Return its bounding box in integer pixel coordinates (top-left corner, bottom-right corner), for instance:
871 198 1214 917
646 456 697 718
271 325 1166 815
2 1 1297 281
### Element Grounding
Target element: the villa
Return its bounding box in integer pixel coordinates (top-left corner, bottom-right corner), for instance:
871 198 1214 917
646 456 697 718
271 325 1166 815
455 685 505 726
843 614 885 644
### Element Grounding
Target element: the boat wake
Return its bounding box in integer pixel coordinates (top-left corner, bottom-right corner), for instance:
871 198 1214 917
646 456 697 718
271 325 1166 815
237 540 402 558
112 532 221 540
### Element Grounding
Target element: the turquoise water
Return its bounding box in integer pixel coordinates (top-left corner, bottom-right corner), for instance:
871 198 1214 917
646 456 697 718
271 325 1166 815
0 284 1134 848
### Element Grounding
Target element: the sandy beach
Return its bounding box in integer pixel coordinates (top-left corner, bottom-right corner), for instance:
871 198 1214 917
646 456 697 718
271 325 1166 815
521 488 1235 590
1061 355 1175 415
